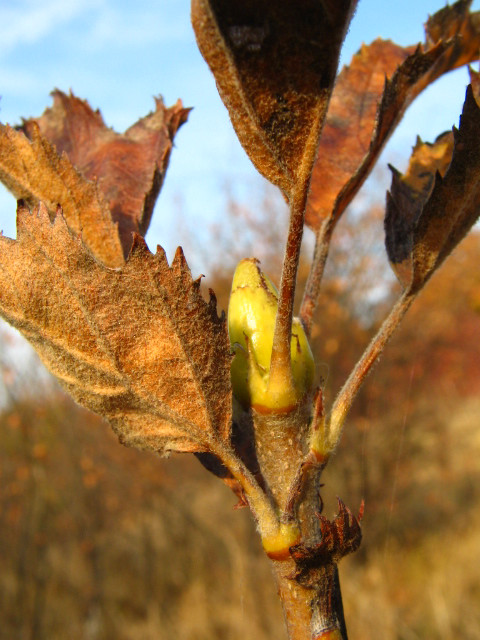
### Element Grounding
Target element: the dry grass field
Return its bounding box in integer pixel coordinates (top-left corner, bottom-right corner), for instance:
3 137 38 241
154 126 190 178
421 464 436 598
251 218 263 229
1 359 479 639
1 226 479 640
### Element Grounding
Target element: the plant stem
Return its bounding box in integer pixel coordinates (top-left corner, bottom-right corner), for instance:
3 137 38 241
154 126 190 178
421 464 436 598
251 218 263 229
251 403 311 514
269 106 325 389
300 218 334 337
272 559 348 640
209 436 280 537
327 290 415 450
273 559 315 640
268 186 307 389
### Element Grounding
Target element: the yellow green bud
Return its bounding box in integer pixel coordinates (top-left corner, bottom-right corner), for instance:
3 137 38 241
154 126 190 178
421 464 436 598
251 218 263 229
228 259 315 413
261 522 301 560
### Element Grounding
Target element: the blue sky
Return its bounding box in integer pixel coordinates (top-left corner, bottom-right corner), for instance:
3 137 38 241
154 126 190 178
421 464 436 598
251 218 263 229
0 0 479 275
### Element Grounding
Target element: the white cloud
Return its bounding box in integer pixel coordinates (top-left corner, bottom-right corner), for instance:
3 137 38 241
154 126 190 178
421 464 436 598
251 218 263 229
0 0 192 61
82 2 190 50
0 0 101 55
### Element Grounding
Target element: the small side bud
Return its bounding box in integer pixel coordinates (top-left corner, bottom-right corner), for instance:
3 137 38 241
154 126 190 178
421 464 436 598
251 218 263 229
228 259 314 413
261 521 301 560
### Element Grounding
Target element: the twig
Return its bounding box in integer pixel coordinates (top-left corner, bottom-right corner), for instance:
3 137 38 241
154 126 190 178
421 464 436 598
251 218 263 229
269 112 325 390
283 388 327 520
268 187 308 389
327 290 415 451
209 436 280 537
300 217 334 337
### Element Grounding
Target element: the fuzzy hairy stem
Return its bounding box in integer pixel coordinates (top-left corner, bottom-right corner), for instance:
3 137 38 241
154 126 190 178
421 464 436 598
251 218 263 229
268 190 307 391
252 404 311 513
208 437 280 537
300 218 334 337
252 397 355 639
328 290 415 450
269 103 325 387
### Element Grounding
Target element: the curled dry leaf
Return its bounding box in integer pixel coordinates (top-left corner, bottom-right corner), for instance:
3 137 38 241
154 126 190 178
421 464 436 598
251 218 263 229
306 0 480 230
19 90 190 257
0 202 232 455
0 122 124 268
385 85 480 293
394 133 454 199
192 0 356 200
426 0 480 61
385 131 454 287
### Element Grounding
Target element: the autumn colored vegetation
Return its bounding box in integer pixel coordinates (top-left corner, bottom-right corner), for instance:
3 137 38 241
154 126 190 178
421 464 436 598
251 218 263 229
2 0 480 638
1 206 480 639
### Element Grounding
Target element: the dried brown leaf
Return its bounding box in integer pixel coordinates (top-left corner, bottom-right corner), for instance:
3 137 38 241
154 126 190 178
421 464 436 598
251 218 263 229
0 123 124 268
385 85 480 293
306 39 413 228
399 133 454 198
426 0 480 60
192 0 357 200
0 202 232 455
469 63 480 95
306 0 480 230
19 91 190 256
385 131 454 287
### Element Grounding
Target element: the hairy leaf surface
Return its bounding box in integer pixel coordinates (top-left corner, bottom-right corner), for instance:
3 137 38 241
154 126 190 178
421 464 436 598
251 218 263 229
0 123 124 268
0 203 232 455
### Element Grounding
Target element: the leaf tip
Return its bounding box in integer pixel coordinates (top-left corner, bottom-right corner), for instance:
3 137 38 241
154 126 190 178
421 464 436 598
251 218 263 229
387 163 401 180
192 274 203 293
15 199 31 231
465 82 480 113
414 135 423 149
208 287 218 310
127 234 153 265
172 246 188 271
155 244 168 262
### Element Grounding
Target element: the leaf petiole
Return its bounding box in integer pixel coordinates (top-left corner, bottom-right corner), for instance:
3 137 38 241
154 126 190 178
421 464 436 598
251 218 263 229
327 290 415 451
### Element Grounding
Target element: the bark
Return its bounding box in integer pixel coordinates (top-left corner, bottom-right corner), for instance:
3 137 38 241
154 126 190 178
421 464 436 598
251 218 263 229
272 558 347 640
251 404 361 639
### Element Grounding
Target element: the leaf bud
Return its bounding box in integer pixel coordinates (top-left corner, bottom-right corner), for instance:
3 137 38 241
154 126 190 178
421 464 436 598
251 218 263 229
228 259 314 413
261 521 301 560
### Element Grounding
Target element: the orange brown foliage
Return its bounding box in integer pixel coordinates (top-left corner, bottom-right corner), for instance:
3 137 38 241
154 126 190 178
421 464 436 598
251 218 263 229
20 91 190 256
307 2 480 231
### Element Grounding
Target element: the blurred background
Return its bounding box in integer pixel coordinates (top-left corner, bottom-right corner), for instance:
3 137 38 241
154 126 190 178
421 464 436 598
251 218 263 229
1 1 480 639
